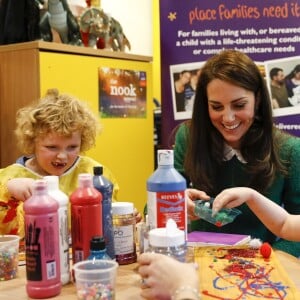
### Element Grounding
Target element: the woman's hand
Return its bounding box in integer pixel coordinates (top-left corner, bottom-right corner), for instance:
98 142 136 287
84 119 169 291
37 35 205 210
138 252 199 299
7 178 36 201
186 188 210 221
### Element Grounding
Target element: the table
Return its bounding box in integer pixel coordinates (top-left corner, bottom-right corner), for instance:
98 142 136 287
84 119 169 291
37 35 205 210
0 250 299 300
0 261 141 300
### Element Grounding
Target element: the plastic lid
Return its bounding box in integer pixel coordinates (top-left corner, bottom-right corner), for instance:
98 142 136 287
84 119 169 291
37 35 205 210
90 236 106 251
93 166 103 176
78 173 93 188
33 179 48 193
148 219 185 247
157 149 174 166
44 175 59 190
112 202 134 215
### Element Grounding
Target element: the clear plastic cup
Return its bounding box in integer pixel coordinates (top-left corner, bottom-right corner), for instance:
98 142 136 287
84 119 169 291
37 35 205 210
72 259 118 300
0 235 20 280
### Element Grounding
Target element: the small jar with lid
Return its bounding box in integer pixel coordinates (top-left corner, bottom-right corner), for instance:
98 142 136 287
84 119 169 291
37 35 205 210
147 219 187 262
112 202 137 265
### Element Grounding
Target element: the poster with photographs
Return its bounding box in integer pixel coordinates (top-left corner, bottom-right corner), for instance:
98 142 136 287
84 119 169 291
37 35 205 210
160 0 300 145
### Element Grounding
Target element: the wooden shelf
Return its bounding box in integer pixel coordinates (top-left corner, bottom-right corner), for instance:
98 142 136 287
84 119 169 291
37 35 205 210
0 41 152 62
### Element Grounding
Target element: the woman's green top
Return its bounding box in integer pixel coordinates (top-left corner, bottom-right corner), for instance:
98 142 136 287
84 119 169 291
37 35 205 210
174 123 300 257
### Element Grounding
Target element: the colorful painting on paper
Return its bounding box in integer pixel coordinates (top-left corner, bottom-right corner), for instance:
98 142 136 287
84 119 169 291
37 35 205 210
98 67 147 118
194 246 300 299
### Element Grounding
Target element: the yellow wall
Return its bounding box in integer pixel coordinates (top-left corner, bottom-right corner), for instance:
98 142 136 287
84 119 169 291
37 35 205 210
39 51 153 214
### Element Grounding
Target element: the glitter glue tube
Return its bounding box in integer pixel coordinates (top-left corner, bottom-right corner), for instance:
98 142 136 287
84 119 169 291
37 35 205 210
24 180 61 298
147 149 187 234
112 202 137 265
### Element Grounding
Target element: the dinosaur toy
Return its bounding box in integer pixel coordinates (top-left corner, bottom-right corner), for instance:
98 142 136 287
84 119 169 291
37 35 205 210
39 0 83 45
79 7 131 51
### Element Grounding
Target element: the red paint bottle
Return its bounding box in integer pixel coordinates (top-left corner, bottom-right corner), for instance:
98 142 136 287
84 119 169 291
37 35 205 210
70 173 102 264
24 179 61 299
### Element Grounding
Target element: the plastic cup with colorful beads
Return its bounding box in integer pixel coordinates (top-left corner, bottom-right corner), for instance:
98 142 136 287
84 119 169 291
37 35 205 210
72 259 118 300
0 235 20 281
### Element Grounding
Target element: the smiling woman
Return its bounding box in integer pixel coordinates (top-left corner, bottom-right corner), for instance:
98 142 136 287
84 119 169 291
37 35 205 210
207 79 256 149
173 49 300 257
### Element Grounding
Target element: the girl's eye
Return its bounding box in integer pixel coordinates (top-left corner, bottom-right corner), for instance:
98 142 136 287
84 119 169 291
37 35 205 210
46 146 57 150
68 145 79 151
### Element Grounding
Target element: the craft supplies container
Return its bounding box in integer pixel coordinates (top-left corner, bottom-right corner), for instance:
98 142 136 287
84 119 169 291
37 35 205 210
0 235 20 281
73 259 118 300
112 202 137 265
147 219 187 262
194 199 241 227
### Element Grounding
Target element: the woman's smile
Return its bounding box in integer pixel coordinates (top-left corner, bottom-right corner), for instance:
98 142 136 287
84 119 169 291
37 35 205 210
207 79 256 148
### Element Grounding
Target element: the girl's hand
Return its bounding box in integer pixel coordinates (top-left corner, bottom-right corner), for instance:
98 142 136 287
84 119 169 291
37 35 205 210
212 187 257 213
7 178 36 201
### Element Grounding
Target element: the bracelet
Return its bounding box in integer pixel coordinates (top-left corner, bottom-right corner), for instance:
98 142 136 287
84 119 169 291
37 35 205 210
172 286 200 300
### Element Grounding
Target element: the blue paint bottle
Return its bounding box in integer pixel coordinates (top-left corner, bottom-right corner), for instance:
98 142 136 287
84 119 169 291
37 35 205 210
93 166 115 259
147 149 187 234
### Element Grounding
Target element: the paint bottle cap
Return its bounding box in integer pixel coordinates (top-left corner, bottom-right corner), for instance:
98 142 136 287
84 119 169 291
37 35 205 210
112 202 134 215
157 150 174 166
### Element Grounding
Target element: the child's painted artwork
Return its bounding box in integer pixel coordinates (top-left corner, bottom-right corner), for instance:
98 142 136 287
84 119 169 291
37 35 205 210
194 246 300 299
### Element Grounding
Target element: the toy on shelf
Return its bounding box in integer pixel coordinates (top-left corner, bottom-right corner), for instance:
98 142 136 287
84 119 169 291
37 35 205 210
79 7 131 52
39 0 83 45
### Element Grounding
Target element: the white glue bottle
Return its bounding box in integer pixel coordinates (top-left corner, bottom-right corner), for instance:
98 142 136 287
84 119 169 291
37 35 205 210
44 176 70 285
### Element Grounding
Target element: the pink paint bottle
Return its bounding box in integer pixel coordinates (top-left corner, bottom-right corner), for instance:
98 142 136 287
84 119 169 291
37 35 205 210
24 179 61 299
70 173 103 264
